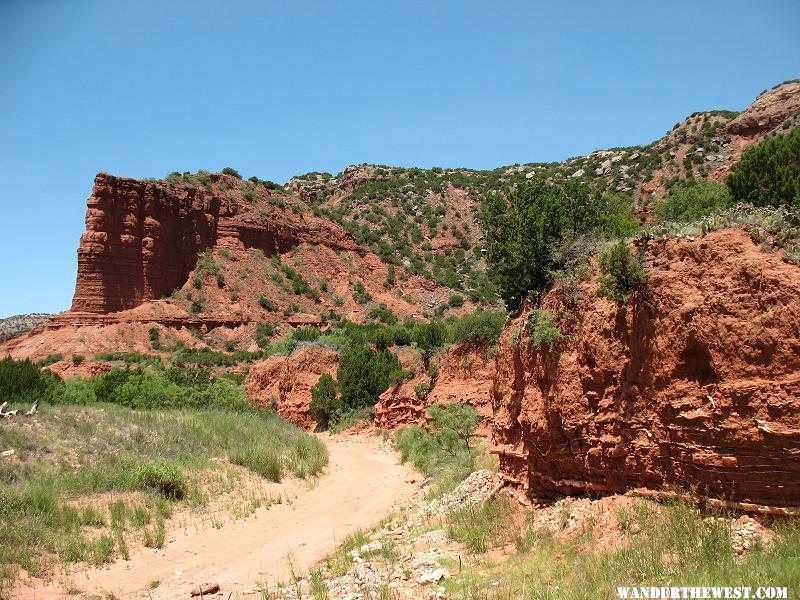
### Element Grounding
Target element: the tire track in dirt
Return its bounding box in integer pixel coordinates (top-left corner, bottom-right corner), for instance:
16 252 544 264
16 433 421 599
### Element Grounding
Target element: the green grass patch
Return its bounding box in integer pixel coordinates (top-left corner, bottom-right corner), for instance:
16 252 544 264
446 496 517 553
394 404 482 497
443 501 800 599
0 400 327 587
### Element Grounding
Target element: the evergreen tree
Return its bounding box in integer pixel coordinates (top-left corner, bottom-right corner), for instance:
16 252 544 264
482 178 637 309
727 126 800 207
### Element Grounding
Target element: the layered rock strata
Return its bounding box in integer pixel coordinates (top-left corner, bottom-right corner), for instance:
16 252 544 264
492 229 800 509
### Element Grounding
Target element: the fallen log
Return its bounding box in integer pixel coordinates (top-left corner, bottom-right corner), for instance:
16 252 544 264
0 400 38 419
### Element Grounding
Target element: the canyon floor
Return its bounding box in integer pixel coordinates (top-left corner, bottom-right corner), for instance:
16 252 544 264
14 433 421 600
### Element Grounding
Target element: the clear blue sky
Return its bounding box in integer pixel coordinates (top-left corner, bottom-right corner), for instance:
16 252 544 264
1 0 798 317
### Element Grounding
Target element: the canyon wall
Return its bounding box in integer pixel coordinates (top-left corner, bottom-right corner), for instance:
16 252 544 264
246 346 340 429
71 173 358 313
72 174 227 312
492 229 800 509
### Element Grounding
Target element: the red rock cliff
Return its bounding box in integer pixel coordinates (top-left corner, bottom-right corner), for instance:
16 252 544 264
246 346 340 429
72 174 226 312
71 173 358 313
492 229 800 509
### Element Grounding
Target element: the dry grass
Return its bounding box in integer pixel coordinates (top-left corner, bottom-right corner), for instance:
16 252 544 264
0 402 327 594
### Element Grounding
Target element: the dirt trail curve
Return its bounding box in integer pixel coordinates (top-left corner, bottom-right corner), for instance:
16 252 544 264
17 433 420 599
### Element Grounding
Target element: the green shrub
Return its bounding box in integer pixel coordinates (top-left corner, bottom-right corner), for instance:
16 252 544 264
255 322 275 348
448 294 465 308
600 194 640 237
414 382 431 400
0 357 55 404
428 403 481 453
291 326 321 342
71 355 85 366
374 326 401 351
134 463 187 499
90 367 252 412
446 310 506 346
258 294 276 312
337 345 402 411
654 180 733 223
413 321 446 352
148 327 162 350
597 242 647 304
270 336 298 356
173 347 246 367
526 309 564 350
309 373 340 429
384 265 396 288
56 377 96 405
36 353 63 368
192 249 221 285
352 281 372 304
367 303 397 325
106 370 184 409
394 404 480 493
413 321 447 368
95 351 160 366
221 167 242 179
728 126 800 208
482 178 638 309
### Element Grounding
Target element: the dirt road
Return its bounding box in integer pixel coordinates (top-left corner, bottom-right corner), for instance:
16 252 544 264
17 433 420 599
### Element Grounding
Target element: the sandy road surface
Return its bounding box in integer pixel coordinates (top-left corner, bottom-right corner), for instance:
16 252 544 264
16 433 420 599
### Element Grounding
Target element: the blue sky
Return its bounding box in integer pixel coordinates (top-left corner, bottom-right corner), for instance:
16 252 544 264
1 0 798 317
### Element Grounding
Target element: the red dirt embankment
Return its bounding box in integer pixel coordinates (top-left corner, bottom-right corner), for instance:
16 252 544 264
245 341 497 433
375 341 496 435
246 345 340 429
492 229 800 510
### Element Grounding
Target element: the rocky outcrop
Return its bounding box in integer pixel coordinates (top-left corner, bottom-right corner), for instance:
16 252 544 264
246 345 339 429
492 229 800 509
376 341 495 434
725 81 800 137
0 313 53 343
72 173 358 313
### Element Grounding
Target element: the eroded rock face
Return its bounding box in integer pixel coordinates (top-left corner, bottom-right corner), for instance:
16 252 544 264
492 229 800 509
246 345 339 429
376 341 495 434
71 173 358 313
72 174 225 312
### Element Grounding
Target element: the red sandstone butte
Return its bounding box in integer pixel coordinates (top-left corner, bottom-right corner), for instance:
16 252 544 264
72 172 358 313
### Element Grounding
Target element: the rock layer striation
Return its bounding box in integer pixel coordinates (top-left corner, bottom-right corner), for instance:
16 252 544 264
492 229 800 509
72 173 357 313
